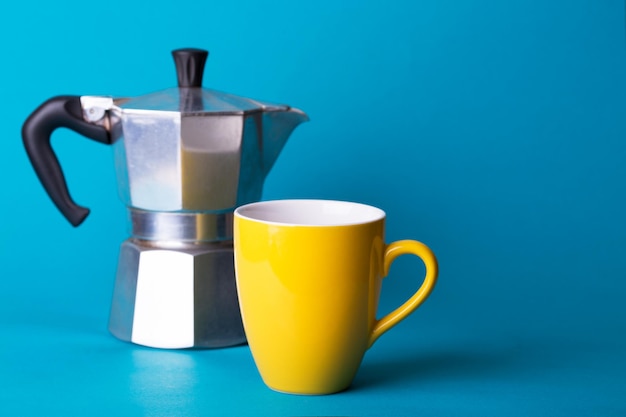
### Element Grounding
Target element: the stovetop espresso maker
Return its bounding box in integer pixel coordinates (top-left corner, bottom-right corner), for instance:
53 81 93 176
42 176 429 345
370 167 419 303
22 48 308 349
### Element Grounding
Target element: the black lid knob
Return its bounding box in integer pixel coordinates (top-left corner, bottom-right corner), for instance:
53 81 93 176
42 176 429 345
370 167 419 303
172 48 208 88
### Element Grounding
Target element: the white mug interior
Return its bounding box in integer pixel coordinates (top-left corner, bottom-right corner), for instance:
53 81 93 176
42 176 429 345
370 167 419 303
235 199 385 227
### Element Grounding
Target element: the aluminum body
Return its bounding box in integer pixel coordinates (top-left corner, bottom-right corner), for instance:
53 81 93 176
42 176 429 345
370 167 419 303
80 85 307 349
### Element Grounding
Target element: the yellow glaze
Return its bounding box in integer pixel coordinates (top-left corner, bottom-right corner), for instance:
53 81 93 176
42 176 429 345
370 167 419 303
234 212 438 395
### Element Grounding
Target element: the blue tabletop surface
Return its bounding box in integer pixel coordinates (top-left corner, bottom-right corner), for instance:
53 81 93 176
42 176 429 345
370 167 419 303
1 0 625 415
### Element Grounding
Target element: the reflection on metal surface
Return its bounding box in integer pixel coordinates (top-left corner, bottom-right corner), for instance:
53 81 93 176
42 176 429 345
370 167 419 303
129 210 234 242
109 239 246 349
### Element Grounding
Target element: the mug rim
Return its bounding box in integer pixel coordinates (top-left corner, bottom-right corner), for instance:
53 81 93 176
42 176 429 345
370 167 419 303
234 199 386 227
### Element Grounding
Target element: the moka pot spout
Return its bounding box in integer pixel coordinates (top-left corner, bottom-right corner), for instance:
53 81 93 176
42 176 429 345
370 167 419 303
260 107 309 176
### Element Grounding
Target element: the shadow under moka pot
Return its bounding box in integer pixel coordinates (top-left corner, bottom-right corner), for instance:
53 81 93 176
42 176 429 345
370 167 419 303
22 48 308 349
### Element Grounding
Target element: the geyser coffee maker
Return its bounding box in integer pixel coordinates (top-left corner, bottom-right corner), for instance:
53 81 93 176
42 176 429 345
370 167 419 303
22 48 308 349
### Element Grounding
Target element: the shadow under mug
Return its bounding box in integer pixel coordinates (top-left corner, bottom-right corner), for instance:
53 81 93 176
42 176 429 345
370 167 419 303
234 199 438 395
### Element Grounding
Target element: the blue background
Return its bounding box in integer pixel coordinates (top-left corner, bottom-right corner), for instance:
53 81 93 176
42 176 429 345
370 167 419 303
1 0 625 415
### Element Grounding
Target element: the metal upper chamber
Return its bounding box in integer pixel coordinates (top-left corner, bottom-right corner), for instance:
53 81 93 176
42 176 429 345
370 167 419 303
81 48 308 213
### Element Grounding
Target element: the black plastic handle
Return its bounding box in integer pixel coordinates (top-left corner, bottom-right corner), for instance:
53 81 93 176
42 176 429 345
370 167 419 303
22 95 111 226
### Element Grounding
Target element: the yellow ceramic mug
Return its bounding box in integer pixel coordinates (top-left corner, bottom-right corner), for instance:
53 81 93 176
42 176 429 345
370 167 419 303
234 199 438 395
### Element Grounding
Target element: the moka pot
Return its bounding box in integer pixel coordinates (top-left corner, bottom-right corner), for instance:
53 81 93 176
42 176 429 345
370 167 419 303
22 48 308 349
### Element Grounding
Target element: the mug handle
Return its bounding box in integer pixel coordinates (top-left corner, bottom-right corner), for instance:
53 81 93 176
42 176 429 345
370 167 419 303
368 239 438 348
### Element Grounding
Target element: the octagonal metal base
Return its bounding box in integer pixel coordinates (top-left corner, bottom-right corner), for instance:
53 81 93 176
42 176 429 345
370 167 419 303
108 239 246 349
